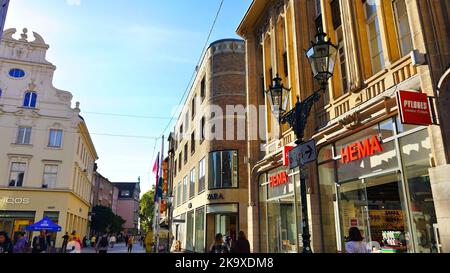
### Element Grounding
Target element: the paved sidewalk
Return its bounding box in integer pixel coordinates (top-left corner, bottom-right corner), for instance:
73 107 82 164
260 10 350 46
81 243 146 253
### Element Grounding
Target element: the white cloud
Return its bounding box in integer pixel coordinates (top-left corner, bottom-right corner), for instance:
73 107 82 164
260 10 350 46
66 0 81 6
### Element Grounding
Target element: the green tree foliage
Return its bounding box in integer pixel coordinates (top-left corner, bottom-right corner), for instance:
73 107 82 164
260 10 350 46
91 205 125 234
139 189 155 233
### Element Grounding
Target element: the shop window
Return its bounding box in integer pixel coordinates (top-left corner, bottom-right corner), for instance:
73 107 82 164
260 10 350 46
364 0 385 74
195 207 205 252
186 211 195 251
48 129 63 148
198 157 206 193
400 129 438 253
395 116 419 134
208 150 238 189
182 176 188 204
42 165 58 188
16 127 32 145
23 91 37 108
189 168 196 199
9 162 26 187
393 0 413 57
318 144 334 163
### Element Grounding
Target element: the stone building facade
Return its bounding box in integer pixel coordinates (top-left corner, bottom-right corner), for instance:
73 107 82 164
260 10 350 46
238 0 450 253
170 39 248 252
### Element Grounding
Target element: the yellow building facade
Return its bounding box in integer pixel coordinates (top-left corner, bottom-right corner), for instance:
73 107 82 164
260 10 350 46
0 28 98 248
238 0 450 253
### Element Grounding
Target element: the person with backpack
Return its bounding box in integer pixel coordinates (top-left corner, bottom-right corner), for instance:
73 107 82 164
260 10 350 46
209 233 229 253
96 234 109 254
32 230 48 253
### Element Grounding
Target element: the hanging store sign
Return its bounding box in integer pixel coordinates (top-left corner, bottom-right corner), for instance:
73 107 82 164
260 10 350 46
269 171 289 188
397 90 432 126
340 135 383 164
283 146 294 166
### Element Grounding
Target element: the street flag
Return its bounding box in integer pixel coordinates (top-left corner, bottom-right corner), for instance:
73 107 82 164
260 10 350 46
0 0 10 41
152 152 160 176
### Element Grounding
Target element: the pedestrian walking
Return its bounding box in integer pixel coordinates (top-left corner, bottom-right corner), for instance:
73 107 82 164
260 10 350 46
109 234 116 248
90 234 96 247
345 227 368 253
231 231 251 253
13 232 29 253
124 234 129 247
209 233 229 253
32 230 49 253
61 232 69 253
127 235 134 253
66 236 81 253
0 231 13 253
96 234 109 254
82 236 87 248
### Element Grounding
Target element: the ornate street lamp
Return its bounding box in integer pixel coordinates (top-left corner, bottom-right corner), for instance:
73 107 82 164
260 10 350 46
265 29 337 254
265 74 292 120
306 29 338 88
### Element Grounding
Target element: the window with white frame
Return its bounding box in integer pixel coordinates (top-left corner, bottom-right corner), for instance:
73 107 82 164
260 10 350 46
48 129 63 148
9 162 26 187
42 165 58 188
182 176 188 204
16 127 32 145
23 91 37 108
176 182 182 207
365 0 385 74
393 0 413 57
189 168 196 199
199 157 206 193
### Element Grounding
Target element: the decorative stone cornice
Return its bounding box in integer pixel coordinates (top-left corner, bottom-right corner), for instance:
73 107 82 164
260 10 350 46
338 112 361 130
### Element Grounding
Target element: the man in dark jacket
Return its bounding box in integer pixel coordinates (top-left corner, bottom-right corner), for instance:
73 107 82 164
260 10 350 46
32 230 48 253
0 231 13 253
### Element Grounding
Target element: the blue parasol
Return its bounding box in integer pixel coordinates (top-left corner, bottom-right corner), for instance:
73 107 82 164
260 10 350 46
25 217 62 232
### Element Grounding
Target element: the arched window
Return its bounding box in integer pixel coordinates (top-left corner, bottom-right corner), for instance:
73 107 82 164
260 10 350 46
23 91 37 108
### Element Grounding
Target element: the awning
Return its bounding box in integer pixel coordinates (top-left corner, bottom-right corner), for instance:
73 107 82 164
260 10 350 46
25 217 62 232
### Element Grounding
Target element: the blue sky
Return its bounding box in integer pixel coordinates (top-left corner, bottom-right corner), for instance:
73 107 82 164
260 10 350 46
5 0 252 195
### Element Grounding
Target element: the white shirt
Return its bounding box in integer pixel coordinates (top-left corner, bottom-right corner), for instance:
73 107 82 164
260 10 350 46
109 236 116 243
66 241 81 253
345 241 368 253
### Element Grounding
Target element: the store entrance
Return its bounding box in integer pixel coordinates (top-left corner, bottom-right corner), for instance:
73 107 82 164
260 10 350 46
339 172 409 253
206 213 238 251
267 196 297 253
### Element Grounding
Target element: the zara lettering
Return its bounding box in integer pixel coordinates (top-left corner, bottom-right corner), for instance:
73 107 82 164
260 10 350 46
341 135 383 164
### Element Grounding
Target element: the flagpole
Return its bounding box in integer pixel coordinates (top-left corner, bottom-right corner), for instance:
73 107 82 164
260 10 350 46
155 135 164 253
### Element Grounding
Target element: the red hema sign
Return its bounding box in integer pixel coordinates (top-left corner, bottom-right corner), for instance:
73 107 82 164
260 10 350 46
397 91 432 126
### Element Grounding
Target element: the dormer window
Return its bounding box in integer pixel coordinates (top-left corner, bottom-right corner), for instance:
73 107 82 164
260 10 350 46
9 69 25 78
23 91 37 108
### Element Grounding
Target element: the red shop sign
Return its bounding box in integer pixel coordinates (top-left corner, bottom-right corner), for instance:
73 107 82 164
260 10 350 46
397 90 432 126
341 135 383 164
283 146 294 166
269 172 289 188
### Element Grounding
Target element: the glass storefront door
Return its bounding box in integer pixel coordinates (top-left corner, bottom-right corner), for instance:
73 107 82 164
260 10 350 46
267 197 297 253
339 172 410 253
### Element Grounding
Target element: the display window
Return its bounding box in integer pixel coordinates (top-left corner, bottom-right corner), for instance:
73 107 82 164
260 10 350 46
318 116 438 253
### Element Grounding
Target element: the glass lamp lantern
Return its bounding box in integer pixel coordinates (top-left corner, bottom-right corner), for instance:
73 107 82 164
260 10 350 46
265 74 291 120
306 30 338 86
